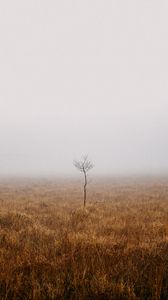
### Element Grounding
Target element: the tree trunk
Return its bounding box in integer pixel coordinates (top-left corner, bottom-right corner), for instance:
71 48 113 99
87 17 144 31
83 171 87 207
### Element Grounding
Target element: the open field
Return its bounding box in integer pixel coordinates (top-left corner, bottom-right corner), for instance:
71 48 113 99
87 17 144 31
1 177 168 299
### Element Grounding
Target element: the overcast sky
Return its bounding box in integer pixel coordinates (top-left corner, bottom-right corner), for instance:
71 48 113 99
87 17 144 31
0 0 168 176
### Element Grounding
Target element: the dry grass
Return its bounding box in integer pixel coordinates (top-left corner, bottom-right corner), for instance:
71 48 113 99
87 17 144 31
1 177 168 299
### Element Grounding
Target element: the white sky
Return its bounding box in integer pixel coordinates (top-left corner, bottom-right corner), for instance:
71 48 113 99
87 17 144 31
0 0 168 176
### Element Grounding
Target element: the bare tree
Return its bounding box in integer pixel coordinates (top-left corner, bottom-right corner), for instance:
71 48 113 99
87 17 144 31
73 155 94 207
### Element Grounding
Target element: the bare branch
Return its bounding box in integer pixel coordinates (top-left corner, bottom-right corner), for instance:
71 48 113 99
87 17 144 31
73 155 94 173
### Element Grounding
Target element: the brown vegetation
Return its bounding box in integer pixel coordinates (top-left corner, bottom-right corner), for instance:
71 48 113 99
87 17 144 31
0 177 168 299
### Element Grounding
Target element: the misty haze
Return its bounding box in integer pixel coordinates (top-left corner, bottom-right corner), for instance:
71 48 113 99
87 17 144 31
0 0 168 177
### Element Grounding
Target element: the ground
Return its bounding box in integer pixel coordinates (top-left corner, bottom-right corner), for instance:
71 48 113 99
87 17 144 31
0 177 168 299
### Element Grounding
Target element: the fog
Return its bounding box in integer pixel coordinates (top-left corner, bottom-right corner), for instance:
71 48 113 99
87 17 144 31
0 1 168 176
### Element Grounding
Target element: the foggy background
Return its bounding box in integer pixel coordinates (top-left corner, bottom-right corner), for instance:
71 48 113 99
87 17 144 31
0 0 168 177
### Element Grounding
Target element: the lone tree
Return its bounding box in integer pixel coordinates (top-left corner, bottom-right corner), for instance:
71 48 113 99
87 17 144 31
73 155 94 207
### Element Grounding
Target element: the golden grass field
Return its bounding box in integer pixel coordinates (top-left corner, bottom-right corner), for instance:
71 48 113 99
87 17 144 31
1 177 168 299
